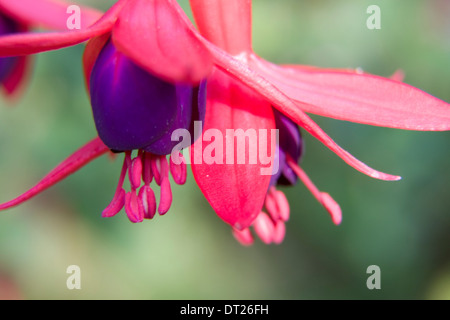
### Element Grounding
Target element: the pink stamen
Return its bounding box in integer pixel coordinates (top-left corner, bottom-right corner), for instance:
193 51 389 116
102 157 128 218
151 155 168 186
138 185 156 220
124 151 132 167
272 220 286 245
253 212 275 245
103 151 178 220
287 156 342 225
169 153 187 185
102 188 126 218
273 189 290 222
129 156 143 190
265 187 290 222
264 190 280 221
158 177 172 215
320 192 342 225
142 152 153 185
124 191 144 223
232 227 254 246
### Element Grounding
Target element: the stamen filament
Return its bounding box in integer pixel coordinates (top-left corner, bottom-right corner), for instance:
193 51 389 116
286 155 342 225
102 158 128 218
142 152 153 185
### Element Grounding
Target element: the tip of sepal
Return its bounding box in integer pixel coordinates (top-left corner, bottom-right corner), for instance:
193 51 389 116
320 192 342 226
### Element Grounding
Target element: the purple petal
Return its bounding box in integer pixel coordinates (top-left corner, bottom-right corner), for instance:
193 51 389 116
90 40 180 151
145 80 207 155
272 110 303 186
0 13 19 82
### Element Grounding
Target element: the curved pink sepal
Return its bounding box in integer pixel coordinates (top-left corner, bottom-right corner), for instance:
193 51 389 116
199 41 401 181
0 137 109 210
112 0 212 84
252 57 450 131
0 0 126 57
191 69 275 229
0 0 103 30
190 0 252 55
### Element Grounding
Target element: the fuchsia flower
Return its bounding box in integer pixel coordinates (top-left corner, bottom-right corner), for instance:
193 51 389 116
0 0 449 245
0 0 102 98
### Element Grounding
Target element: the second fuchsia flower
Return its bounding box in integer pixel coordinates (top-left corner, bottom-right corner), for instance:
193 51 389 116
0 0 449 245
0 0 102 98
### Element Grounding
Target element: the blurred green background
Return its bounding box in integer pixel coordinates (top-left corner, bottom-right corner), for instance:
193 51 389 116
0 0 449 300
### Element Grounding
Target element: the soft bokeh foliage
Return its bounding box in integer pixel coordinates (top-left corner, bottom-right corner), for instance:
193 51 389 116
0 0 449 299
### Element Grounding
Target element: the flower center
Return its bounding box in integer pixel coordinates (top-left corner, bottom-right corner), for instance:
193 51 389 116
102 150 187 223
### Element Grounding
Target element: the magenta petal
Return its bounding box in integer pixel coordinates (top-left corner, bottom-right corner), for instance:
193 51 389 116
0 0 126 57
112 0 212 84
191 69 276 229
0 137 109 210
0 0 103 30
252 58 450 131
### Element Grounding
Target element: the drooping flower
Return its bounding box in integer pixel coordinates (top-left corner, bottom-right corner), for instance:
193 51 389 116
188 0 449 244
0 0 214 223
0 0 449 245
89 38 207 221
0 0 102 98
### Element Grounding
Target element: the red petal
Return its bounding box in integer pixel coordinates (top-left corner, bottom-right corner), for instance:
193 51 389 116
201 42 401 181
0 0 103 30
112 0 212 84
252 57 450 131
0 0 126 57
191 69 275 229
0 137 109 210
190 0 252 55
1 56 31 98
